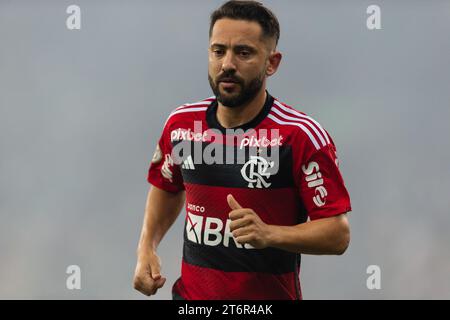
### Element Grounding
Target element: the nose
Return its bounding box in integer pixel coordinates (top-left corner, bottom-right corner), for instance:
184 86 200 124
221 51 237 73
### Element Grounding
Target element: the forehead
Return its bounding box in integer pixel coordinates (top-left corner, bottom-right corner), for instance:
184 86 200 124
210 18 264 47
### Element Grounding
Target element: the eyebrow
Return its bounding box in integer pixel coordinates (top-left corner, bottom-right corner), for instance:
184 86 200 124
210 43 257 52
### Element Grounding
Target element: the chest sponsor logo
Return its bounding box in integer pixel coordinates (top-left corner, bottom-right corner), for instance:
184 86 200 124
186 212 254 249
239 135 283 149
171 128 208 142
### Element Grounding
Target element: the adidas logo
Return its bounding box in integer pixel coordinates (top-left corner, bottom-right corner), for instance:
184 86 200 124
181 155 195 170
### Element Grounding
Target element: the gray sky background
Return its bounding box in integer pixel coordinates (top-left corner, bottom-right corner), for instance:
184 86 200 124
1 0 449 299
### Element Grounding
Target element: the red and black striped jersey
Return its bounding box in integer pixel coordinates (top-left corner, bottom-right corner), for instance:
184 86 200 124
147 92 352 300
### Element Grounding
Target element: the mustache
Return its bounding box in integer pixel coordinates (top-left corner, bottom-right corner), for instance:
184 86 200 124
216 73 244 84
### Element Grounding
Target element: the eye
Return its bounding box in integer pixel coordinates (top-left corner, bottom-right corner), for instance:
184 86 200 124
238 50 252 58
213 49 225 56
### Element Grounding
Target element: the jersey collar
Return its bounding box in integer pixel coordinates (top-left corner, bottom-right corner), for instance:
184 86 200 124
206 91 274 134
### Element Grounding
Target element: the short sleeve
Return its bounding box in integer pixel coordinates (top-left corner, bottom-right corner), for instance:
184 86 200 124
147 122 185 193
297 132 351 221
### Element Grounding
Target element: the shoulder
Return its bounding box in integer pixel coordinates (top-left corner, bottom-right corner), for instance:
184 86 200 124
266 98 333 151
164 96 215 128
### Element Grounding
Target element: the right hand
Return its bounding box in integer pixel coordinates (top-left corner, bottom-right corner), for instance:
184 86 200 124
133 252 166 296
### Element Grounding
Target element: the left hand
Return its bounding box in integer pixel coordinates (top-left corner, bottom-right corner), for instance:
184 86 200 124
227 194 272 249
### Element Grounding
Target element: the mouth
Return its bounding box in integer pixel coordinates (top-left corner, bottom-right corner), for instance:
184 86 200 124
218 77 241 90
219 78 239 84
219 81 239 90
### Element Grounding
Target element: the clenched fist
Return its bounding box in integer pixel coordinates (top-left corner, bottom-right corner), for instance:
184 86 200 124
133 252 166 296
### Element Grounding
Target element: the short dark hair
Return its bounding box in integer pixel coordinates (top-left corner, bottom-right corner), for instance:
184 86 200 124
209 0 280 47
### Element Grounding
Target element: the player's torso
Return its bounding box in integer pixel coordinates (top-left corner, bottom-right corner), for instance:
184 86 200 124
165 96 313 299
167 102 307 234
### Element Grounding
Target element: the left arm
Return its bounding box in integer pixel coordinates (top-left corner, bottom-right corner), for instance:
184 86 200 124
266 214 350 255
228 195 350 255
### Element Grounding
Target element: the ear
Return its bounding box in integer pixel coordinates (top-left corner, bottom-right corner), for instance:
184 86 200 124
266 51 282 77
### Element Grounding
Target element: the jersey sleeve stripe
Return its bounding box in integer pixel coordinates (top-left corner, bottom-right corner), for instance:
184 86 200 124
176 97 215 109
176 100 214 111
267 113 321 150
271 106 327 147
273 101 331 144
164 107 208 126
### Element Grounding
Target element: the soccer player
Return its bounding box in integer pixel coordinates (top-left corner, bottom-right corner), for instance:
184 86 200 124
133 0 351 300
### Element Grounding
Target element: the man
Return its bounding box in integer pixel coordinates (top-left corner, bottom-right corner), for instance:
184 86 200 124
134 0 351 300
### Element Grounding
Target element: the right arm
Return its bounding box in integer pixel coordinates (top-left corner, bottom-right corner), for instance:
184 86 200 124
133 185 185 296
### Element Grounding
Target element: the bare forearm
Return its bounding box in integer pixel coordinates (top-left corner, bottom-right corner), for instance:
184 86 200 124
267 214 350 255
137 186 185 255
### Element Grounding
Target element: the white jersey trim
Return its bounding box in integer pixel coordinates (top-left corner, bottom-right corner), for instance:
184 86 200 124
267 113 321 150
164 98 214 126
164 107 208 126
176 97 215 110
273 100 331 145
271 105 327 147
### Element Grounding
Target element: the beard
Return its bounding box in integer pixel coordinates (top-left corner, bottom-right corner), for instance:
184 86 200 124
208 70 264 108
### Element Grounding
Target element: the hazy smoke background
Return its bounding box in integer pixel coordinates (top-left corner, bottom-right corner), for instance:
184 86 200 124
1 0 449 299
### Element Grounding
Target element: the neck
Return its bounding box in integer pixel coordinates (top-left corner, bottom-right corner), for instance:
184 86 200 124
216 88 267 129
